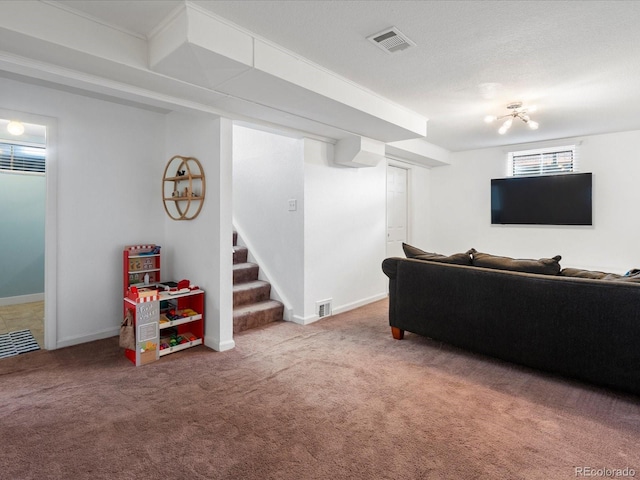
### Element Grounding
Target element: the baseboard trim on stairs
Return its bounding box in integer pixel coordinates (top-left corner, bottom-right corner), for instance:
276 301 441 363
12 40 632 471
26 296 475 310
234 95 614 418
292 292 388 325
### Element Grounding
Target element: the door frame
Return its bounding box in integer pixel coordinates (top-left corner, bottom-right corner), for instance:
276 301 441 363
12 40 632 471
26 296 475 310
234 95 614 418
0 108 58 350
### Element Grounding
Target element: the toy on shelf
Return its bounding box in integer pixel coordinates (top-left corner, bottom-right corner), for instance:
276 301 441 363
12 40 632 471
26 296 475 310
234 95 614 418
159 329 199 352
138 245 161 255
124 244 161 294
127 286 159 303
158 279 200 296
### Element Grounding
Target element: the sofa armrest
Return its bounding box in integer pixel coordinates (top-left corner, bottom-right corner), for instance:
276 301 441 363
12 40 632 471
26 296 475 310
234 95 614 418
382 258 403 329
382 257 401 280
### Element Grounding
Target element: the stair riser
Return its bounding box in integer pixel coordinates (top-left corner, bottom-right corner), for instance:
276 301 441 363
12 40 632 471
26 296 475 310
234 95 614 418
233 265 259 284
234 284 271 308
233 248 248 265
233 304 284 333
233 231 238 246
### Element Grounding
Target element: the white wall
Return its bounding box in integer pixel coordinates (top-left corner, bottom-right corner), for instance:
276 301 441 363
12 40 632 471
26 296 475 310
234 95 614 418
232 124 304 317
164 112 234 352
429 130 640 273
408 163 432 248
0 76 165 347
303 138 387 321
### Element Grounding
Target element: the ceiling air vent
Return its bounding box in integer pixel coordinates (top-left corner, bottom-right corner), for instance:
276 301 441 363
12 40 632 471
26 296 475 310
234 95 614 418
367 27 415 54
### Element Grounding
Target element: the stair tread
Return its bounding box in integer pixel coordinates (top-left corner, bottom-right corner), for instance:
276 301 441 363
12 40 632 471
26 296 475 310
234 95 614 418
233 262 258 270
233 299 283 315
233 280 270 292
233 262 259 285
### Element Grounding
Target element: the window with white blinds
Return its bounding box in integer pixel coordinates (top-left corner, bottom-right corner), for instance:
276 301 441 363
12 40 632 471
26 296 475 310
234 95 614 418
509 145 577 177
0 142 46 174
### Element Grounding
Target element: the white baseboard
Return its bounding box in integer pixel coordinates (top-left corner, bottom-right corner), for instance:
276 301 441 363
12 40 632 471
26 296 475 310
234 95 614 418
57 330 236 352
205 336 235 352
333 292 388 315
56 327 119 349
44 294 388 349
292 292 388 325
291 314 314 325
0 293 45 307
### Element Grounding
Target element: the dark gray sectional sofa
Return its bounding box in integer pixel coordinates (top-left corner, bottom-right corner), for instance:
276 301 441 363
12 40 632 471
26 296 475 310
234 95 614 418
382 246 640 396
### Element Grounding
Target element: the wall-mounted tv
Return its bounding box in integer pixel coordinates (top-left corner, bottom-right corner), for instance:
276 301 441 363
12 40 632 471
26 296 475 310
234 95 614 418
491 173 592 225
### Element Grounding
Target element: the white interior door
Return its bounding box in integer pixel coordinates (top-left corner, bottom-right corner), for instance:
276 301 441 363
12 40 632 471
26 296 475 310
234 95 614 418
386 165 408 258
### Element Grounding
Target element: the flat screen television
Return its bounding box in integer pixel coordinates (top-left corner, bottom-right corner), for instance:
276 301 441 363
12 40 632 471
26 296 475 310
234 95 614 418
491 173 592 225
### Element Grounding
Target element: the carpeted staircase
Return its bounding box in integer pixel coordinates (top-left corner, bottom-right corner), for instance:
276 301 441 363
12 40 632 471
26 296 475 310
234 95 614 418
232 231 284 333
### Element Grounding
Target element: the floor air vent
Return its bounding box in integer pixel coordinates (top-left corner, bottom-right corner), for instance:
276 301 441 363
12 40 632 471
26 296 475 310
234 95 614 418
367 27 416 54
0 329 40 359
317 299 332 318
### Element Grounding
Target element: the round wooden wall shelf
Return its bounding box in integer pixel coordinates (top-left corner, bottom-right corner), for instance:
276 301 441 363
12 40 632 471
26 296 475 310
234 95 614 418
162 155 206 220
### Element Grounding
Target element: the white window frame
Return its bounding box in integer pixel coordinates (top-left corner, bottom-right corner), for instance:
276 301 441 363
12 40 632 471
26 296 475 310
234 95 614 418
508 145 577 177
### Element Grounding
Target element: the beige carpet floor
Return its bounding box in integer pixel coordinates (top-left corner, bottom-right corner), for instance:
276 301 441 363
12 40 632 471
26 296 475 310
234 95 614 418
1 299 639 479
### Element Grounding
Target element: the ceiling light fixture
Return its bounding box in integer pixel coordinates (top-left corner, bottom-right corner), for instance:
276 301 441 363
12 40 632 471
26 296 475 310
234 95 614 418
7 120 25 136
484 102 539 135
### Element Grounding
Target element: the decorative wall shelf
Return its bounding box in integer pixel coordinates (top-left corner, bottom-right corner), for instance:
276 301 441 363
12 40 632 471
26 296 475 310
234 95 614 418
162 155 206 220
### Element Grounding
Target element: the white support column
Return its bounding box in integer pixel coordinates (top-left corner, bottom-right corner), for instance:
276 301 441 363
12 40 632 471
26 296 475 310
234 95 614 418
205 117 235 351
163 112 234 352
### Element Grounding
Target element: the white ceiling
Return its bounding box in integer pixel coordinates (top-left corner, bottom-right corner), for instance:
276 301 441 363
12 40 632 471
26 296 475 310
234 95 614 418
26 1 640 151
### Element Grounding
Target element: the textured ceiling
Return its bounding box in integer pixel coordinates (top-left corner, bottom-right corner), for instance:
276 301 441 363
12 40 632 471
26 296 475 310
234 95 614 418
51 0 640 151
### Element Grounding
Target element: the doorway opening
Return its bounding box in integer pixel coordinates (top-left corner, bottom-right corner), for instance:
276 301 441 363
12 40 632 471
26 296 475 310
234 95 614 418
0 111 57 353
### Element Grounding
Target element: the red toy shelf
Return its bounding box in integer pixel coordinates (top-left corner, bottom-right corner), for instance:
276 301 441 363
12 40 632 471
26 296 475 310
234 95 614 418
121 244 205 365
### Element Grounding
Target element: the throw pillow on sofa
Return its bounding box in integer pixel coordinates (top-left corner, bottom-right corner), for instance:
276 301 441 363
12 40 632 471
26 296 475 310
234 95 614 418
402 243 473 265
559 268 619 280
607 269 640 283
559 267 640 283
470 249 562 275
402 243 430 258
